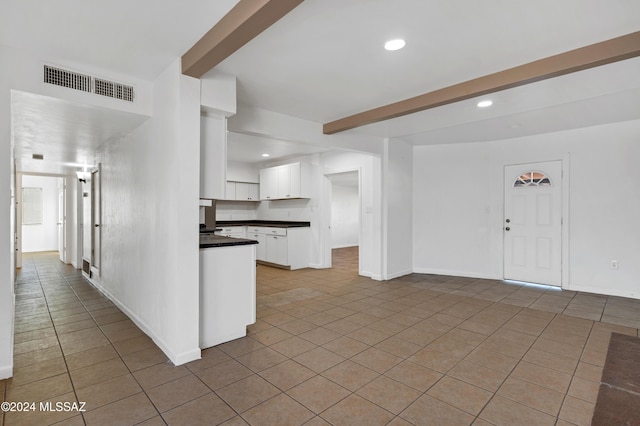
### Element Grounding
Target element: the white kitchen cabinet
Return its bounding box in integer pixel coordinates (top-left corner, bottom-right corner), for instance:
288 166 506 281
248 232 266 261
200 244 256 349
259 167 278 200
248 226 309 269
214 226 246 238
200 115 227 199
265 235 288 265
235 182 259 201
259 162 309 200
226 181 259 201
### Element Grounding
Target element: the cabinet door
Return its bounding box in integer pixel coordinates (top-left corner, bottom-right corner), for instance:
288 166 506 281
235 182 250 200
251 233 266 261
226 181 236 200
248 183 259 201
265 235 288 265
277 163 300 199
260 168 278 200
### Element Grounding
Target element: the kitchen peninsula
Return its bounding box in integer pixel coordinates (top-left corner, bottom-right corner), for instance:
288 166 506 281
199 233 258 349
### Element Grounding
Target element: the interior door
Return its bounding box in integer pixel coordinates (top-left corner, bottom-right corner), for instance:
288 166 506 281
91 167 101 275
58 181 65 262
504 161 562 286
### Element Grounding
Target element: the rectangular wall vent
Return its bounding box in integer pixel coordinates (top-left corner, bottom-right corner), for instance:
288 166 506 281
44 65 92 92
94 78 134 102
43 65 135 102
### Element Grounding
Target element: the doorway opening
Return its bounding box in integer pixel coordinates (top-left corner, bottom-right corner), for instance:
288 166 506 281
325 170 361 274
17 174 66 267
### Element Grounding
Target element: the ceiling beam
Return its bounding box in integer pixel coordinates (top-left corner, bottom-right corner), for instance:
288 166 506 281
182 0 303 78
323 31 640 135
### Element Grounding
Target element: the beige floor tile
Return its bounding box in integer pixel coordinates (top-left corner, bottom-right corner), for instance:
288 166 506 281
7 357 67 387
384 361 442 392
447 360 508 392
407 348 460 373
567 376 600 403
2 391 79 426
558 395 595 426
270 336 318 358
195 359 253 390
218 336 266 357
259 359 316 391
356 375 421 414
162 393 235 426
121 346 168 372
374 336 422 359
146 375 210 413
574 361 604 382
511 361 572 393
321 360 378 392
236 347 288 373
497 376 564 416
351 347 402 374
321 394 394 426
76 374 142 410
216 375 280 413
133 362 191 390
64 345 119 371
400 394 475 426
69 358 129 389
6 373 73 402
83 392 158 425
293 347 345 373
242 393 315 426
427 376 492 416
287 375 350 414
479 395 555 426
183 346 232 373
522 347 578 374
464 347 520 374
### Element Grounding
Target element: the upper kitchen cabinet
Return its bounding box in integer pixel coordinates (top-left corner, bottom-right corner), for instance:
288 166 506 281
226 181 259 201
259 162 310 200
200 115 227 199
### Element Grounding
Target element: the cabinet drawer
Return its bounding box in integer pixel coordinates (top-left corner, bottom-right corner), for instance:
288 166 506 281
248 226 287 236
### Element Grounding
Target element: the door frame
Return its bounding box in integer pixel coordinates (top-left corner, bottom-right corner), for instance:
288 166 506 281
500 154 570 288
321 167 362 273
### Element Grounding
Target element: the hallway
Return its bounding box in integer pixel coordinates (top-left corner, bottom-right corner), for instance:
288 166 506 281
2 249 639 425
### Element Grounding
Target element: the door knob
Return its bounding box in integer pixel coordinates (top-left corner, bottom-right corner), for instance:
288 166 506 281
505 219 511 223
505 227 510 231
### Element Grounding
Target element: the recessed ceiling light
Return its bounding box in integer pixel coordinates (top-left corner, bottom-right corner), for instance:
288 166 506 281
477 100 493 108
384 39 406 51
261 153 270 157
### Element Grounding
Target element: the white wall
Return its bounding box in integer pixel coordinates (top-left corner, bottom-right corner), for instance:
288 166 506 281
227 160 260 183
94 59 201 365
21 175 60 253
413 119 640 299
383 138 413 279
0 47 15 378
331 183 359 249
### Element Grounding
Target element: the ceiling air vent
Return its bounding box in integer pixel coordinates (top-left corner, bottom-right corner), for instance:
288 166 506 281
43 65 135 102
94 78 134 102
44 65 92 93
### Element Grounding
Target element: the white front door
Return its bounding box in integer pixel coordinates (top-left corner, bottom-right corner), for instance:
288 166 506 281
504 161 562 286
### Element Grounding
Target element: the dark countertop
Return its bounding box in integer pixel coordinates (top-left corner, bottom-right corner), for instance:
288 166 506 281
215 220 311 228
199 234 259 249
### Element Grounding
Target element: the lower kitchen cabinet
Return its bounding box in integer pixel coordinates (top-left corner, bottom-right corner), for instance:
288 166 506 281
248 226 309 269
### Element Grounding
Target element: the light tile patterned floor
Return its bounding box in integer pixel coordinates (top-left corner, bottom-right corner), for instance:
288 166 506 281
2 248 639 425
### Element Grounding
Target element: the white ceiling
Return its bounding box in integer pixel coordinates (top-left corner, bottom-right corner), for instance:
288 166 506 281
4 0 640 174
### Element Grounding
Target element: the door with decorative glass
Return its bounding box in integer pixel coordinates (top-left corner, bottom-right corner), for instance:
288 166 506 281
503 161 562 286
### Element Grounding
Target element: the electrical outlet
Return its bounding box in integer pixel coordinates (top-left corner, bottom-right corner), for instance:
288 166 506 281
610 260 618 270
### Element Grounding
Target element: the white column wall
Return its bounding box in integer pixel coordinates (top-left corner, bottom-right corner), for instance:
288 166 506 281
92 59 201 365
413 119 640 299
382 138 413 279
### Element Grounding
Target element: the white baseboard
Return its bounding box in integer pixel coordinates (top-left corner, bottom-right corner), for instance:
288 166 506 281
84 276 201 366
0 364 12 380
331 244 358 249
565 283 640 300
383 269 413 280
412 267 498 280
